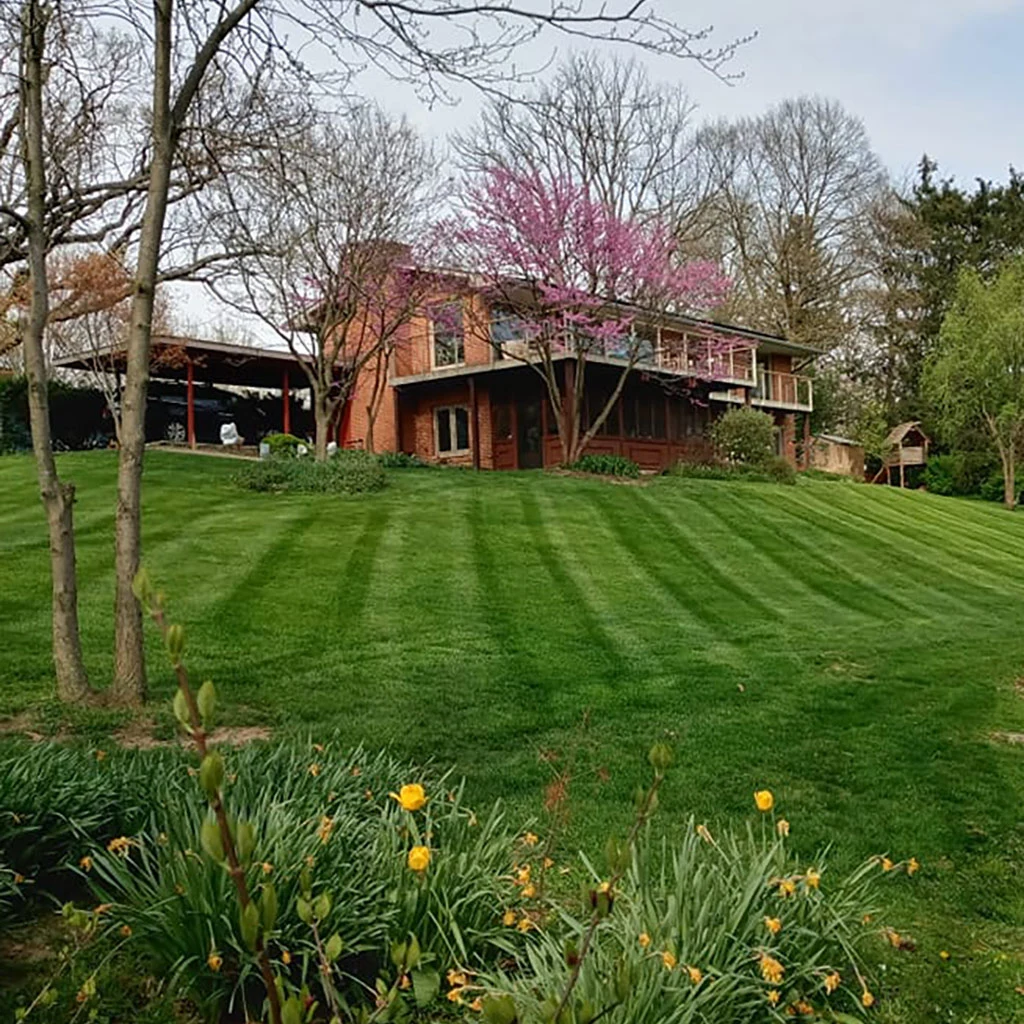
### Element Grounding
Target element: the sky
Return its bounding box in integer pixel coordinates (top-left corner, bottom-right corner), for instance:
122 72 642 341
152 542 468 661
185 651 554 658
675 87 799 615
177 0 1024 338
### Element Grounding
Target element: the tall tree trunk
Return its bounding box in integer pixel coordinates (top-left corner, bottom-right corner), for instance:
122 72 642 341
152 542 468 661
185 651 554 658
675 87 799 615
20 0 92 703
1003 447 1016 510
314 395 330 461
111 0 175 705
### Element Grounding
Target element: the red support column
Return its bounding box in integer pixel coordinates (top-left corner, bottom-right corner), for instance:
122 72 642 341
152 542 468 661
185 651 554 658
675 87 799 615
469 376 480 470
282 371 291 435
186 358 196 449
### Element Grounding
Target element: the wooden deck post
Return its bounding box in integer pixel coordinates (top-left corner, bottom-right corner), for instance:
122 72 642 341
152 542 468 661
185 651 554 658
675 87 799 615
469 376 480 470
186 357 196 449
802 412 811 470
282 370 291 435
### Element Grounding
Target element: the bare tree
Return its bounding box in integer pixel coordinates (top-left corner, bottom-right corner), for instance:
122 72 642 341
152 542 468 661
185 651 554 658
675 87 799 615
701 96 886 350
210 104 438 460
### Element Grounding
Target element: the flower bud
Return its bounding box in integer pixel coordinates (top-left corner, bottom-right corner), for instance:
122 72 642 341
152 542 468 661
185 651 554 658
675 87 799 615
200 819 224 862
325 932 343 963
165 623 185 665
314 892 332 922
196 680 216 728
648 742 673 774
240 900 260 951
172 688 191 730
131 568 153 607
199 753 224 799
236 820 255 863
296 897 313 925
261 883 278 934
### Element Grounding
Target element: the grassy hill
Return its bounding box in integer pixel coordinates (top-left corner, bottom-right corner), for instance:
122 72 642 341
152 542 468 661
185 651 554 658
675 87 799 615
3 451 1024 1020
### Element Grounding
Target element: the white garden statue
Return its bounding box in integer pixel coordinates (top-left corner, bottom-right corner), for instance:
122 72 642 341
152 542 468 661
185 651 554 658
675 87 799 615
220 422 242 446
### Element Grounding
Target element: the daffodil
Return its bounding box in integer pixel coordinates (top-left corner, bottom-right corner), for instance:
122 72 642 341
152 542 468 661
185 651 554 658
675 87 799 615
282 950 292 965
447 969 468 988
407 845 431 872
119 924 132 937
522 883 537 899
824 971 841 994
308 763 321 777
638 932 651 949
696 823 714 843
470 998 483 1012
523 832 539 846
208 952 223 972
776 818 790 837
759 954 784 985
939 950 950 961
880 857 893 872
502 909 516 927
79 856 93 872
764 916 782 935
107 836 135 857
805 868 821 889
778 879 796 897
686 966 703 985
861 989 875 1008
517 916 534 933
661 951 677 971
767 990 780 1006
754 790 774 812
907 857 920 876
390 784 427 812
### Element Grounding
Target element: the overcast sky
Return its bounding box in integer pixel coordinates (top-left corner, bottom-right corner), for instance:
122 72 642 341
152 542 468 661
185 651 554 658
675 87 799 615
179 0 1024 338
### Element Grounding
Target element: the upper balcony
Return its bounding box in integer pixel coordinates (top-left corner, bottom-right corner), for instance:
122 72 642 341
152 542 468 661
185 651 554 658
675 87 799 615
752 369 813 412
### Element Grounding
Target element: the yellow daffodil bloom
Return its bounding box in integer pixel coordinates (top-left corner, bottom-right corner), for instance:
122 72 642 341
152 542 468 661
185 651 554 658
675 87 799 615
776 819 790 837
805 868 821 889
407 845 431 872
696 823 714 843
317 816 335 844
261 861 273 875
119 924 132 937
308 763 321 777
759 954 784 984
516 864 532 884
754 790 774 812
208 953 223 972
779 879 796 897
638 932 651 949
282 950 292 965
767 990 780 1005
824 971 841 994
447 987 465 1003
661 950 677 970
764 916 782 935
880 857 893 872
522 883 537 899
543 856 555 870
939 950 950 961
523 832 539 846
502 909 517 927
79 856 93 871
907 857 920 876
687 966 703 985
390 783 426 812
861 989 875 1008
447 969 468 988
470 997 483 1012
107 836 134 857
517 916 533 932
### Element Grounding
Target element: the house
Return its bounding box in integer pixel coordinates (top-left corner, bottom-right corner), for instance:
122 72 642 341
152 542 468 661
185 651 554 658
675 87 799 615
337 285 818 472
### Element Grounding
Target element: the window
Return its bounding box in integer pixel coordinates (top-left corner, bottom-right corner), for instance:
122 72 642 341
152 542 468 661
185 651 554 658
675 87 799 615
435 406 470 454
431 302 464 367
623 394 666 440
493 403 513 441
584 391 619 436
489 305 531 359
669 398 710 440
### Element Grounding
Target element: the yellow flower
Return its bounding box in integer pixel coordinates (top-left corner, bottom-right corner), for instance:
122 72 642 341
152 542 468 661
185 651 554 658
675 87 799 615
939 950 950 961
778 879 797 898
907 857 920 876
79 856 93 872
767 990 780 1005
880 857 893 872
764 916 782 935
824 971 841 994
502 909 517 927
282 950 292 965
793 1001 814 1016
317 816 335 844
447 969 468 988
776 819 790 837
470 998 483 1012
208 952 223 972
805 868 821 889
638 932 651 949
886 929 902 949
759 954 784 985
517 916 534 932
261 861 274 875
661 951 677 971
696 823 714 843
390 784 427 812
95 749 107 761
686 965 703 985
107 836 135 857
861 989 875 1008
754 790 774 812
119 924 132 937
398 974 411 990
516 864 532 885
407 845 430 872
523 832 539 846
308 763 321 777
94 903 112 915
13 873 25 884
312 742 325 753
597 880 611 894
522 883 537 899
543 857 555 870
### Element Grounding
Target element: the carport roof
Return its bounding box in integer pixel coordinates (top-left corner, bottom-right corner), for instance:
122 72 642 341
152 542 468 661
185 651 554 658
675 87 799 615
53 335 310 390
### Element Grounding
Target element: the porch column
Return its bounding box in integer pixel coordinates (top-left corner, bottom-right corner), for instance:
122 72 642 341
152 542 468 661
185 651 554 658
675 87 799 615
186 357 196 449
469 375 480 470
563 360 575 457
802 412 812 470
393 387 401 453
282 370 291 435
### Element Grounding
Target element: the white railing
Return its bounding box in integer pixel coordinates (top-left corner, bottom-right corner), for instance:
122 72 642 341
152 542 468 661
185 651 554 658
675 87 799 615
753 370 813 410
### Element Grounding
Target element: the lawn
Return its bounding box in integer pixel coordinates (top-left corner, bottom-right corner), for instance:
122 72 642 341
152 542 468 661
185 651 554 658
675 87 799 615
3 450 1024 1021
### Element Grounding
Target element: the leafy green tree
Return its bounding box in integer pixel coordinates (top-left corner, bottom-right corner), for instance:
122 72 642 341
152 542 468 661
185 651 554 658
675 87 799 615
925 259 1024 509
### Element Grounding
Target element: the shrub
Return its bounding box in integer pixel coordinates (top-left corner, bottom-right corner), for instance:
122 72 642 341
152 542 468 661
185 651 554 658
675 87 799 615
568 454 641 478
236 450 387 494
924 454 958 496
482 818 887 1023
377 450 428 469
710 407 776 467
262 432 305 457
979 468 1023 504
668 460 795 486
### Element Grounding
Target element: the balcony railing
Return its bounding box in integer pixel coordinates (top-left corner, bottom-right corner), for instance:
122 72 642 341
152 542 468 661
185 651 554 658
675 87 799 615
752 369 813 410
650 340 754 384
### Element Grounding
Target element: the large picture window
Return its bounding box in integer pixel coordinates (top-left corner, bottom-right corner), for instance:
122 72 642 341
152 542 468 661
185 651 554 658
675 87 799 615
623 394 666 440
431 302 464 367
435 406 470 455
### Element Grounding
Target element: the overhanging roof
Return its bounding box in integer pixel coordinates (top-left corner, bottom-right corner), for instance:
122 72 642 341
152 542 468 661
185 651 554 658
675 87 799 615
53 335 310 390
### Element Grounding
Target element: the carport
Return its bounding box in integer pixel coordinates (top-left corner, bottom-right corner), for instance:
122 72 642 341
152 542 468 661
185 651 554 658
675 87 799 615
54 334 309 448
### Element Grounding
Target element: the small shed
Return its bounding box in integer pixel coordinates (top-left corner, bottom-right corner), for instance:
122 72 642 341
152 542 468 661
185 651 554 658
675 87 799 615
811 434 865 480
873 421 930 487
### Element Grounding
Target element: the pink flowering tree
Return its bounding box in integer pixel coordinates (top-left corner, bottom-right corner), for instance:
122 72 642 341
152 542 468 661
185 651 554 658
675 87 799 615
448 167 739 464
